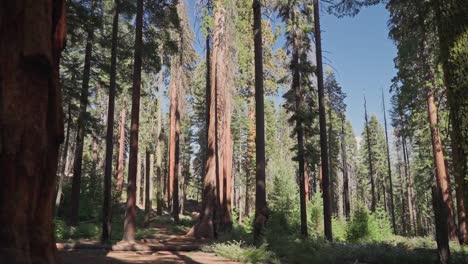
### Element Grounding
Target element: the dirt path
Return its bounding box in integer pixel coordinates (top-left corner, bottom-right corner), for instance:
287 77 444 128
59 250 240 264
57 214 241 264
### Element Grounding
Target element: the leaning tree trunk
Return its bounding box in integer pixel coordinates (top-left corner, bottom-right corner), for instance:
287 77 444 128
0 0 66 263
55 104 72 213
122 0 143 243
102 0 120 243
433 0 468 245
314 0 332 241
427 88 457 240
253 0 267 244
69 3 96 226
382 92 396 233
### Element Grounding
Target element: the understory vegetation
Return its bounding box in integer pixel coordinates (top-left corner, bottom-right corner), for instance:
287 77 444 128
203 179 468 263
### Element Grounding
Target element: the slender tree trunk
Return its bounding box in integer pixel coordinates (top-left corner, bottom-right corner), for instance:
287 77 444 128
169 69 177 210
245 96 255 218
223 86 233 229
102 0 120 243
382 92 396 233
401 137 414 233
70 6 96 226
305 161 310 201
56 104 72 212
291 30 308 238
122 0 143 242
156 70 164 215
328 108 335 215
173 115 180 222
0 0 66 262
341 118 350 219
363 96 376 212
136 154 142 207
314 0 332 240
145 150 151 227
253 0 267 244
115 99 126 196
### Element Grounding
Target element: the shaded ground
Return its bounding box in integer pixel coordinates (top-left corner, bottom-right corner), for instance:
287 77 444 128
57 203 241 264
59 250 241 264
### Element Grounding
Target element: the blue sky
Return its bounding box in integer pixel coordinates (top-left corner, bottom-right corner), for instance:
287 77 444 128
185 1 397 137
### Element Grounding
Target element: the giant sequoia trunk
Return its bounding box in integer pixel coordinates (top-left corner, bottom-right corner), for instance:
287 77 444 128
123 0 143 243
70 3 96 226
0 0 66 262
102 0 120 243
253 0 267 243
189 0 232 238
314 0 332 241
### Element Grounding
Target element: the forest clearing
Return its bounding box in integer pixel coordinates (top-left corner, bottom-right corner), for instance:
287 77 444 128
0 0 467 263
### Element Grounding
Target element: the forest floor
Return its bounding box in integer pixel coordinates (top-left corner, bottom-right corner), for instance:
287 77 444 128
57 209 243 264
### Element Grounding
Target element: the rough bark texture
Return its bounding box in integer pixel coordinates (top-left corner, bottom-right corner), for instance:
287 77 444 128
102 0 120 243
314 0 332 241
427 89 457 240
123 0 143 243
70 4 95 226
189 0 232 238
0 0 66 262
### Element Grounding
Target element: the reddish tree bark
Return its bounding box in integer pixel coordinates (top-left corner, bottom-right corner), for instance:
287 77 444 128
188 0 227 238
123 0 143 243
427 89 457 240
0 0 66 262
